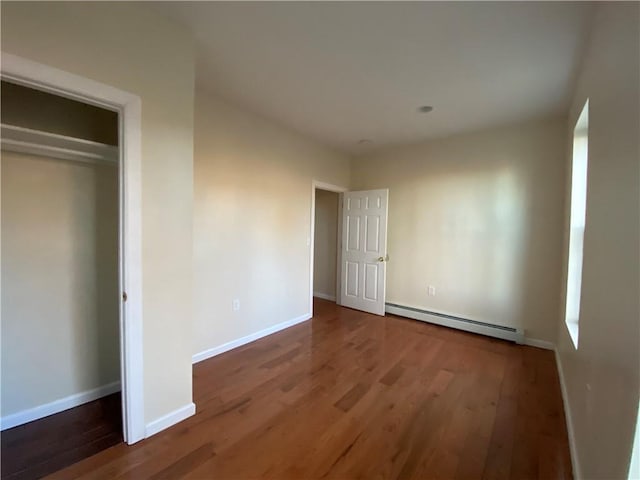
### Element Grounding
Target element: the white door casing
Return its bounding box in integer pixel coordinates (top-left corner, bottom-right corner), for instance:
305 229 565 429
340 189 389 315
1 52 145 443
309 181 348 315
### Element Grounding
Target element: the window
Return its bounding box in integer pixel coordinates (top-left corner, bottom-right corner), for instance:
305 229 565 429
565 99 589 348
630 403 640 480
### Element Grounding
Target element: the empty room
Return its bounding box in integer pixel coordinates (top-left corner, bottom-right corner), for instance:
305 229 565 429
0 2 638 480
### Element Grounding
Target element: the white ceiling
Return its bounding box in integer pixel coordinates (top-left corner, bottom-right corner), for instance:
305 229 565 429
155 2 594 155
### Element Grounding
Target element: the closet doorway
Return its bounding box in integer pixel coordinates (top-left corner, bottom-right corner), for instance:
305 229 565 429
0 77 128 478
310 181 347 312
0 53 145 451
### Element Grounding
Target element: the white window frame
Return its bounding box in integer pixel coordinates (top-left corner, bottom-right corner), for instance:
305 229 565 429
564 99 589 349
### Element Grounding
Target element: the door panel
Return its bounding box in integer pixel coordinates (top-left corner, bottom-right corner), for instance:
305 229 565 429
364 263 379 301
340 189 388 315
365 215 380 252
346 216 360 251
345 261 359 298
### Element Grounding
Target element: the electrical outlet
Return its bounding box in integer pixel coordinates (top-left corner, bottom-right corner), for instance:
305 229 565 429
232 299 240 311
428 285 436 296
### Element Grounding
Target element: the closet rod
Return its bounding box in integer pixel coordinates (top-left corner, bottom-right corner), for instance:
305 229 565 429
1 123 118 165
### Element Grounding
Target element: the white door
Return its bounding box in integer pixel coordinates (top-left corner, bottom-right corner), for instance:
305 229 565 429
340 189 389 315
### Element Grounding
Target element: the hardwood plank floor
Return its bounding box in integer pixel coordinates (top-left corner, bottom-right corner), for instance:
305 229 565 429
1 393 122 480
40 298 571 479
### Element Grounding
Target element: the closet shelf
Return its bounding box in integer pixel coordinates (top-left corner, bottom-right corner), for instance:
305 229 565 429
1 123 118 165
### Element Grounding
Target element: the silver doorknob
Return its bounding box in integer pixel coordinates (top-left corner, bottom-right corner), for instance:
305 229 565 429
377 256 385 262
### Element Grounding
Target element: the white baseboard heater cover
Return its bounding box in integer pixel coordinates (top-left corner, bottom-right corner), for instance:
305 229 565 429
385 303 524 344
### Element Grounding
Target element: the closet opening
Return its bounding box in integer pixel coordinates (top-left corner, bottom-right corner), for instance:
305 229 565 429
0 80 123 478
311 184 344 309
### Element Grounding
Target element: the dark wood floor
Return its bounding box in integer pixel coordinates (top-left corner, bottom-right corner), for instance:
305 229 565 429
1 393 122 480
41 298 570 479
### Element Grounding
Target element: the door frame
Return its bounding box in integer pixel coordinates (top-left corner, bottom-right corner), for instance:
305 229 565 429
1 53 145 444
309 180 348 315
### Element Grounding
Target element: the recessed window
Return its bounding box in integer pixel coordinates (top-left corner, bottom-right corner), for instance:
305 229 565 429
565 99 589 348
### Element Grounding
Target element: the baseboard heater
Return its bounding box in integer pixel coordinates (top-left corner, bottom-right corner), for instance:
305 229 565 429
385 302 524 344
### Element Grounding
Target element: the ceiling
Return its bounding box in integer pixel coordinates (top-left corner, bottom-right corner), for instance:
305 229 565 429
154 2 594 155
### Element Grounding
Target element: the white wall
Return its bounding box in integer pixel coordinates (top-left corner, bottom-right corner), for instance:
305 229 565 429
1 152 119 416
193 91 350 358
556 3 640 478
351 117 567 342
313 189 339 299
1 2 195 425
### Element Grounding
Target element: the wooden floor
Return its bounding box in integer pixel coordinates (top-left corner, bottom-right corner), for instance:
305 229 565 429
40 298 570 479
1 393 122 480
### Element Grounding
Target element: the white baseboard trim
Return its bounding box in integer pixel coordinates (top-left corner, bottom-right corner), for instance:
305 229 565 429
145 402 196 438
313 292 336 302
0 381 121 431
192 312 312 364
554 348 581 480
523 337 555 350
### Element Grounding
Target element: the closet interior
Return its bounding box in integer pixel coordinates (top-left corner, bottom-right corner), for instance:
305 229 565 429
0 80 123 479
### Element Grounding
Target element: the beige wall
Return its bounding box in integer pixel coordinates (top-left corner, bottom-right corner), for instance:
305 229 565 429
556 3 640 478
351 117 567 342
1 152 119 416
1 2 195 424
193 91 350 357
313 189 339 299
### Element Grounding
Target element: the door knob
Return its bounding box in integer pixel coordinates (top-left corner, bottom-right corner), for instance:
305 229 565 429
377 256 385 262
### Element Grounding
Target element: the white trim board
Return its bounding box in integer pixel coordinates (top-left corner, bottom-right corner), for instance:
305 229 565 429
145 402 195 438
193 312 311 364
0 382 121 431
1 52 145 444
555 348 581 480
313 292 336 302
523 337 555 350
